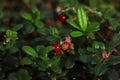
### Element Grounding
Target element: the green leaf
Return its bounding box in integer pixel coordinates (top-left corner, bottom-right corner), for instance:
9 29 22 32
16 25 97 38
52 66 62 74
16 69 31 80
42 46 54 56
12 24 24 31
108 33 120 48
93 64 107 76
35 21 44 28
49 27 59 35
22 46 38 58
37 28 48 35
70 31 83 37
40 46 54 61
67 19 80 30
87 33 95 39
106 56 120 66
99 42 105 50
77 55 94 63
89 0 97 9
38 60 49 71
6 29 18 40
7 69 31 80
50 56 60 66
21 57 33 65
24 22 35 33
77 7 87 31
65 58 75 69
86 22 100 32
21 12 32 21
92 41 99 49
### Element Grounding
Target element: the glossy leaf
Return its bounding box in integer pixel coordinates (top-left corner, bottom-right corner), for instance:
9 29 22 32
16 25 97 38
92 41 99 49
94 64 107 76
22 46 38 58
67 19 80 30
77 7 87 31
12 24 24 31
21 57 33 65
40 46 54 61
87 33 95 39
35 21 44 28
38 60 49 71
86 22 100 32
70 31 83 37
24 22 35 33
6 29 18 40
43 46 54 54
21 12 32 21
99 42 105 50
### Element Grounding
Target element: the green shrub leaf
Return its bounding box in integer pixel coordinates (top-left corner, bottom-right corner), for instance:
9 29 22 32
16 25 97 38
67 19 80 30
21 57 33 65
87 33 95 39
70 31 83 37
94 64 107 76
86 22 100 32
12 24 24 31
21 12 32 21
77 7 87 31
6 29 18 40
22 46 38 58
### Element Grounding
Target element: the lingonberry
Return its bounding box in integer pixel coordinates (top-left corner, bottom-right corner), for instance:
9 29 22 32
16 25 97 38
58 13 67 23
102 51 111 59
54 44 61 52
62 41 71 51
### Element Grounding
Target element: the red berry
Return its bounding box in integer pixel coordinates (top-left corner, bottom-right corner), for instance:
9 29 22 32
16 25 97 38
54 44 61 52
58 13 67 23
62 41 71 50
106 30 114 37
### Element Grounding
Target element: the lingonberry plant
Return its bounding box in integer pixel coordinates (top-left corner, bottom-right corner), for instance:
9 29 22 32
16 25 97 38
0 0 120 80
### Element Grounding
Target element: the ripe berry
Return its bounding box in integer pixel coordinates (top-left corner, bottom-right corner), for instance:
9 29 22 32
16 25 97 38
58 13 67 23
62 41 71 51
54 44 61 52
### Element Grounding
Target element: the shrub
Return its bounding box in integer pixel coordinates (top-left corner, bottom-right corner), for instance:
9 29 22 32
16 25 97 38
0 0 120 80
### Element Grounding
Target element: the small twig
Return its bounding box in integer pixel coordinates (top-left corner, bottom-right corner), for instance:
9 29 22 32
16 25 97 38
21 0 32 12
96 32 120 55
96 32 108 43
82 4 102 17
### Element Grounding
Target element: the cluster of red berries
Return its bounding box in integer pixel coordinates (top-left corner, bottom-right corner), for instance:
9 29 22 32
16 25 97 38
54 14 70 53
53 41 72 53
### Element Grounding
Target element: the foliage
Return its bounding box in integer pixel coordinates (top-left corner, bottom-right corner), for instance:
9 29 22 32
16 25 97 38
0 0 120 80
